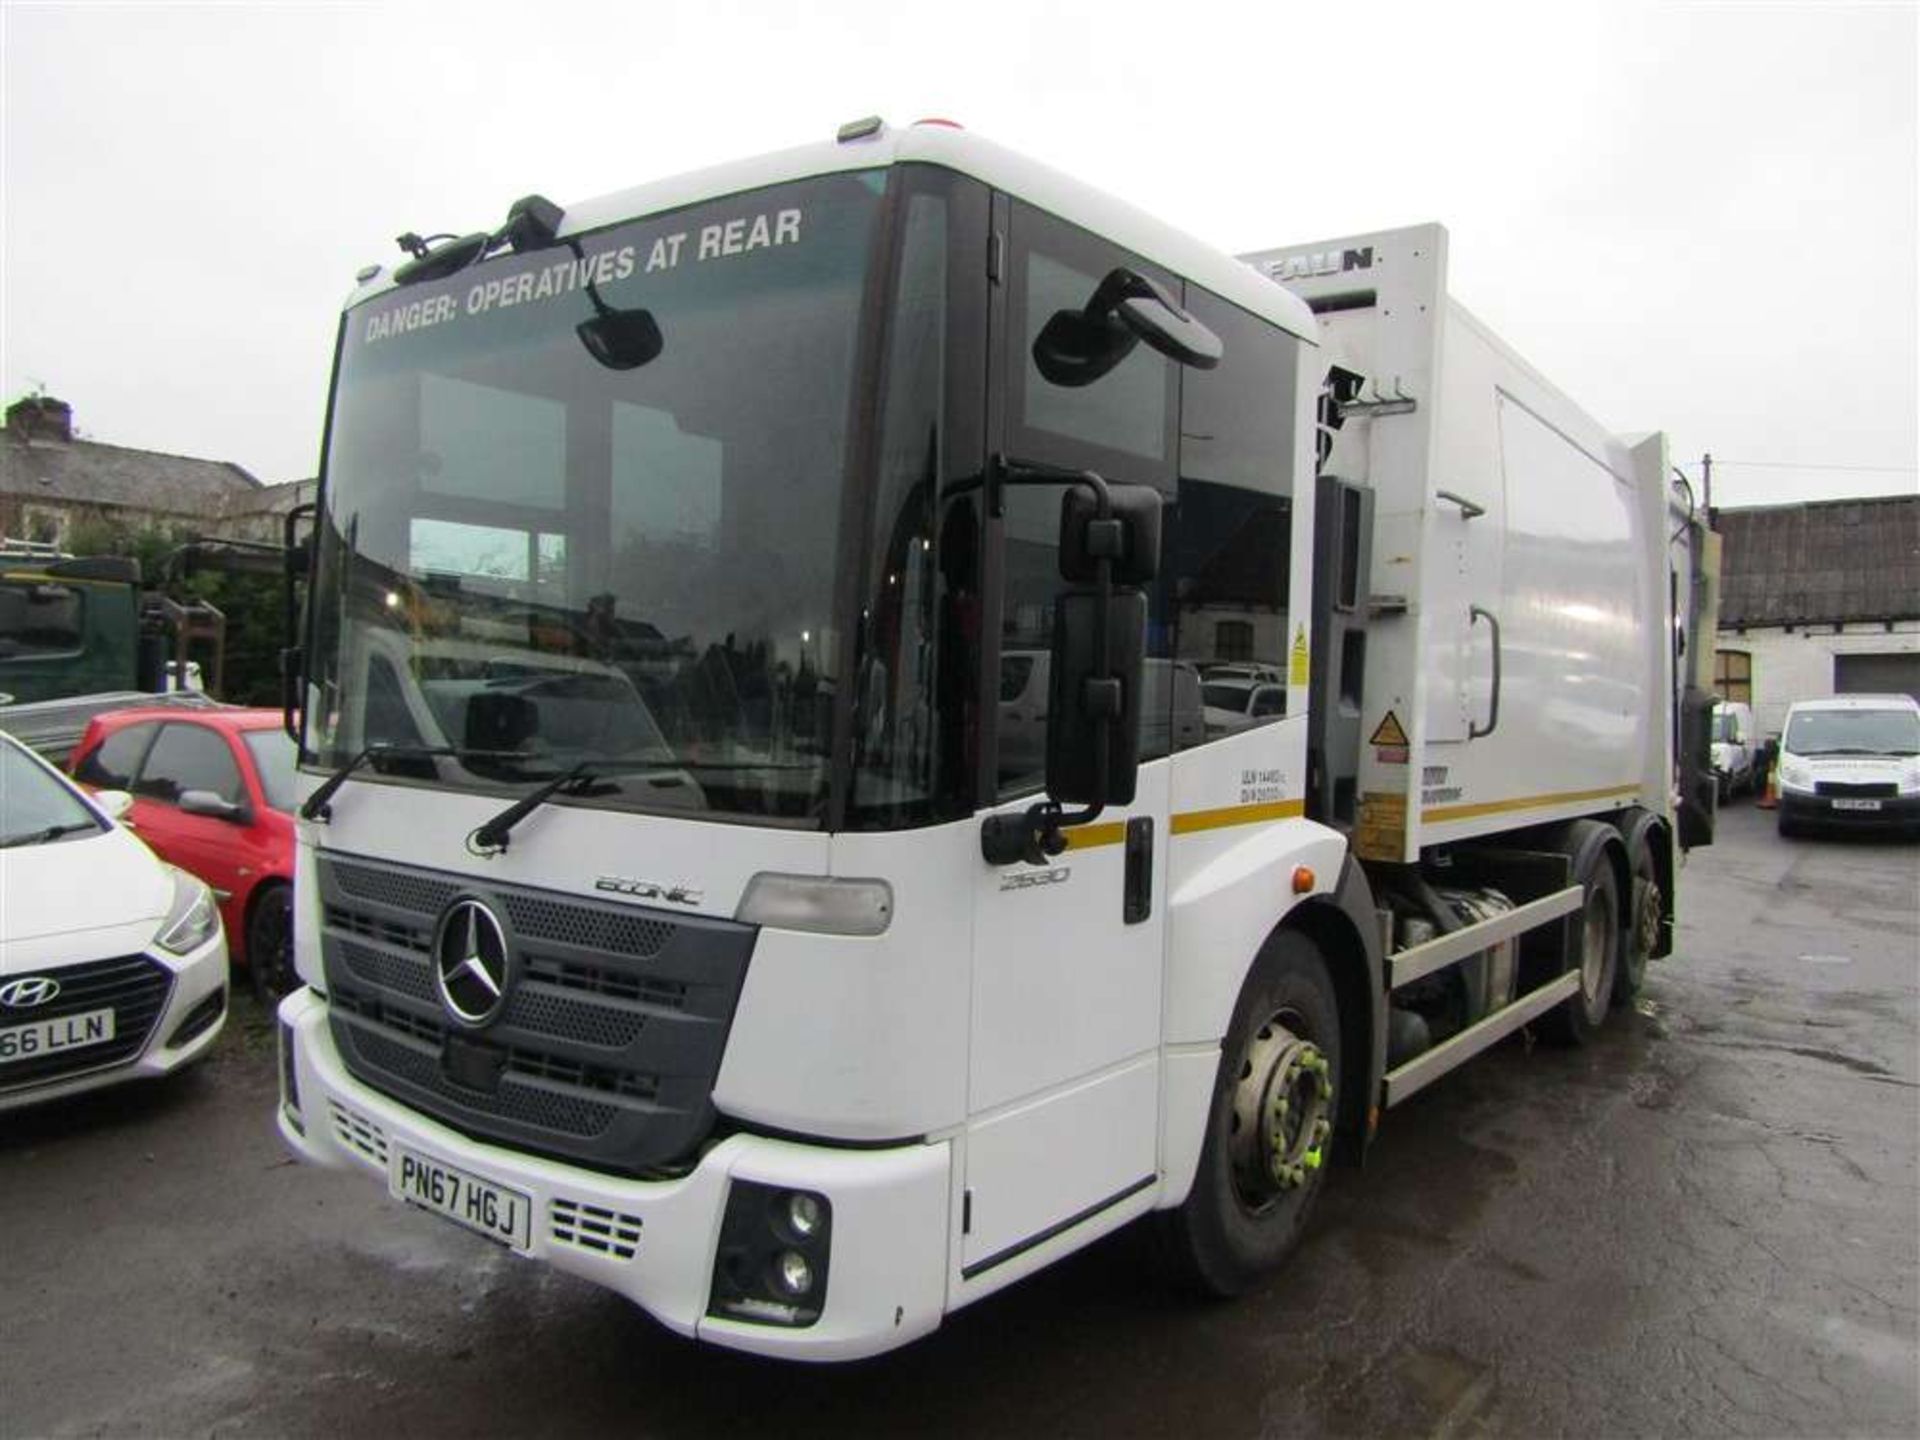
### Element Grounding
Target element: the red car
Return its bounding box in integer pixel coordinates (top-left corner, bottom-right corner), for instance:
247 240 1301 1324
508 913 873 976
70 707 297 1001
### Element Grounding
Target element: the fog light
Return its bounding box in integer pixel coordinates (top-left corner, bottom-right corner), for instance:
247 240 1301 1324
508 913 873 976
774 1250 814 1297
786 1192 824 1239
708 1180 833 1328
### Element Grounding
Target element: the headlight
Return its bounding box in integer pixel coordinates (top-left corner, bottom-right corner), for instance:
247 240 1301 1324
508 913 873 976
1776 758 1813 793
156 868 220 955
1900 765 1920 797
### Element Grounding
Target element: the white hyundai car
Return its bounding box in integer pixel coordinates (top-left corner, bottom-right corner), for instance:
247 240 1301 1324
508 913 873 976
0 730 229 1111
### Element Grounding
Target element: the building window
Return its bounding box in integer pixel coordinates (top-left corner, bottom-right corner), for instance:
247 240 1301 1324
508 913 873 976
1715 649 1752 704
21 506 69 549
1215 619 1254 662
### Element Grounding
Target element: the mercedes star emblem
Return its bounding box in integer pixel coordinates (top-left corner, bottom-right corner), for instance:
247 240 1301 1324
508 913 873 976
432 898 511 1027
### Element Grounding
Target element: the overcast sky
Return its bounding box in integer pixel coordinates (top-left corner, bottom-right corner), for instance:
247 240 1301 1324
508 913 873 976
3 0 1915 509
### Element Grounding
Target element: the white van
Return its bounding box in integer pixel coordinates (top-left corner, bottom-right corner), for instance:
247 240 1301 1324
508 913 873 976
999 652 1204 779
1711 700 1757 799
1773 693 1920 838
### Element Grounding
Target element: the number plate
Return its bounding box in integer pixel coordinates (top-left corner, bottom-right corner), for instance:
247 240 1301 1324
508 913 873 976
390 1146 532 1252
1831 798 1883 812
0 1007 116 1064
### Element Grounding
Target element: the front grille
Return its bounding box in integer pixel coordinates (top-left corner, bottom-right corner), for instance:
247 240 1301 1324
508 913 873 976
0 954 173 1093
551 1198 643 1259
1815 781 1898 798
501 895 674 959
343 1026 620 1138
316 853 756 1177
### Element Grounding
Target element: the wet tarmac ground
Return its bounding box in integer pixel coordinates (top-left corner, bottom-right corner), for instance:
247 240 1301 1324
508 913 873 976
3 802 1915 1437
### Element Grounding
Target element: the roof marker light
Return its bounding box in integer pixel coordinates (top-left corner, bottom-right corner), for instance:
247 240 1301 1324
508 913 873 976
837 116 885 143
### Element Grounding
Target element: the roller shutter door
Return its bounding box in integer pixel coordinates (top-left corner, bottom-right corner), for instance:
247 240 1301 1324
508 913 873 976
1833 652 1920 702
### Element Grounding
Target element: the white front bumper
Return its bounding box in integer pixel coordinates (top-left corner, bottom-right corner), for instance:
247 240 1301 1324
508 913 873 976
0 933 228 1113
276 989 953 1360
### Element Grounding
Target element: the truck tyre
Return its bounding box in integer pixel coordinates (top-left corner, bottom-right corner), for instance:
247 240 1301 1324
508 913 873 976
1611 827 1660 1009
247 883 296 1005
1541 849 1619 1045
1157 931 1341 1297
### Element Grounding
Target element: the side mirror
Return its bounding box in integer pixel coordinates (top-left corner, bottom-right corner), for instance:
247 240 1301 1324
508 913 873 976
1032 267 1222 389
1045 590 1147 808
1059 482 1162 586
179 789 250 823
577 307 663 371
1677 684 1717 850
94 789 135 821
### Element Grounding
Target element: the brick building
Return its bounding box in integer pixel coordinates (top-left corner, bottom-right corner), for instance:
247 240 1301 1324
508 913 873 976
1713 494 1920 738
1 393 310 547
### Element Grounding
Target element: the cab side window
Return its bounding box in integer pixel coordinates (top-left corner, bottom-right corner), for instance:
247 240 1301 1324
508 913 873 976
0 580 84 659
76 722 157 789
1167 289 1300 749
135 723 244 806
997 203 1177 797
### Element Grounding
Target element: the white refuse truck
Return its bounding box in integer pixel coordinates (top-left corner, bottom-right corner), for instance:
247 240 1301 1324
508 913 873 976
275 119 1719 1360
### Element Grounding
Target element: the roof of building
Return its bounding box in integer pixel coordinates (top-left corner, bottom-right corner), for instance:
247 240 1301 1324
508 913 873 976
2 430 261 515
1717 494 1920 628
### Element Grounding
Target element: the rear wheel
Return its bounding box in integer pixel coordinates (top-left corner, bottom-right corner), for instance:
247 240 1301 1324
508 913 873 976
1158 931 1341 1296
1612 824 1661 1008
247 884 296 1005
1541 854 1619 1045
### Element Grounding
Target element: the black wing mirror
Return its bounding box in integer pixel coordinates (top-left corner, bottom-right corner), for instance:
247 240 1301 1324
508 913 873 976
1033 267 1223 388
578 306 663 371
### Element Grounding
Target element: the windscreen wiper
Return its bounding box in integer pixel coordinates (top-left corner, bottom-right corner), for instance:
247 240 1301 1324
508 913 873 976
469 758 672 855
299 743 527 822
0 821 100 849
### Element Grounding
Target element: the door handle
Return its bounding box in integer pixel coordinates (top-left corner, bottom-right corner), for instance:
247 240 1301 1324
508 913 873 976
1123 816 1154 925
1469 605 1501 739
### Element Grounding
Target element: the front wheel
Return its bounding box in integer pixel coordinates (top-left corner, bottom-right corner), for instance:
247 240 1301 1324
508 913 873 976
247 884 296 1005
1158 931 1342 1297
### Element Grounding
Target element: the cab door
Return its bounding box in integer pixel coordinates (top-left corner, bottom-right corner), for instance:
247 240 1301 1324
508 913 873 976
961 199 1175 1282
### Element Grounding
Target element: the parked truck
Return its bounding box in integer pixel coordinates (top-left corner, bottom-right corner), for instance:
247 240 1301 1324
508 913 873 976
0 544 223 759
274 121 1718 1360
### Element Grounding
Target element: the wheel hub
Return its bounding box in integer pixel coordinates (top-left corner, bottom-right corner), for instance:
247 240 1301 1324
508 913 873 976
1632 876 1660 958
1229 1017 1334 1204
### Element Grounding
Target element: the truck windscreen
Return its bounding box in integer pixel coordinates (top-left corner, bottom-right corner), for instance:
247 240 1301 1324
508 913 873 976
306 172 886 823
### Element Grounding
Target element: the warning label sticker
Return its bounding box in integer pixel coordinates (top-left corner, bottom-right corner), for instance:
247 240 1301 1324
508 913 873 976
1369 709 1410 764
1289 624 1310 687
1368 711 1410 747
